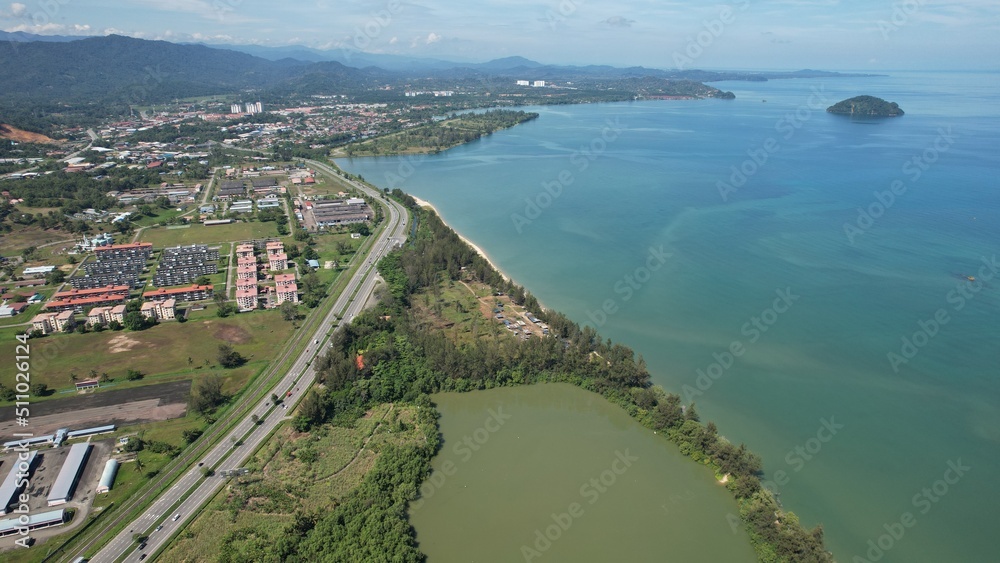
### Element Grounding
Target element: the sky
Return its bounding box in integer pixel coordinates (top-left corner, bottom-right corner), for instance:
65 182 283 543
1 0 998 71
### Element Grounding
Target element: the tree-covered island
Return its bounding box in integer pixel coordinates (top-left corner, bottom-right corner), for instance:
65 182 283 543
827 95 904 117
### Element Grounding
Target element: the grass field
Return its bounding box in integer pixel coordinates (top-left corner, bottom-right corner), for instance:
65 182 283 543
0 225 78 256
0 309 297 405
159 404 423 562
138 221 283 248
130 205 195 228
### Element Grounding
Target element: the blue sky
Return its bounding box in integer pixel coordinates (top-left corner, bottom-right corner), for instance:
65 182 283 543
2 0 997 70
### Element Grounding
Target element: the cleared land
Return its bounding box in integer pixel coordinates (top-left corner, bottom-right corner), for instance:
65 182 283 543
0 380 192 439
138 221 282 247
0 124 57 144
0 309 294 406
159 404 423 562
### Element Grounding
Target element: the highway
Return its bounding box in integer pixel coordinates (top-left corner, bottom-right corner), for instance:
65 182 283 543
87 162 408 562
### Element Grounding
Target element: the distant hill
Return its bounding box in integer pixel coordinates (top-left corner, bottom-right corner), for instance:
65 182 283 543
0 30 81 43
0 35 388 104
827 95 904 117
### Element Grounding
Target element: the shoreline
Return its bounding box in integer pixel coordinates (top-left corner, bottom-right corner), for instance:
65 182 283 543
410 196 511 284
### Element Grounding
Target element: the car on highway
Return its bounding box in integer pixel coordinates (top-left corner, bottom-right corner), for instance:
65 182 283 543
139 554 148 561
172 513 180 521
155 525 163 532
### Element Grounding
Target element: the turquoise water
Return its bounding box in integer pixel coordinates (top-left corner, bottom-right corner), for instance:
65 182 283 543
339 71 1000 562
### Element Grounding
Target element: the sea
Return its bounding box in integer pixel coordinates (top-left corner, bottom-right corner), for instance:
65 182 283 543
338 70 1000 562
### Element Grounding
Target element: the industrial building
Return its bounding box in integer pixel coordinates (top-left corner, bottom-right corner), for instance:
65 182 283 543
0 508 66 537
218 180 246 198
309 198 372 229
0 450 39 514
96 459 118 494
66 425 116 440
46 443 92 506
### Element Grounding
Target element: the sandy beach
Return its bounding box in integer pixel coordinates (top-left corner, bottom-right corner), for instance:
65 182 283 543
410 196 512 282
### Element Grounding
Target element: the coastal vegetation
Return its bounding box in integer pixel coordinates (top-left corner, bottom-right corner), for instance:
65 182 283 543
827 95 904 117
341 110 539 156
235 191 833 562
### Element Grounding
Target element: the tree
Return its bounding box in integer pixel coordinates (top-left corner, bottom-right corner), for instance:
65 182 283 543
194 275 210 286
46 269 66 285
279 301 298 321
251 414 260 425
0 384 16 402
125 368 144 381
217 344 246 368
30 383 49 396
123 311 151 331
190 374 225 415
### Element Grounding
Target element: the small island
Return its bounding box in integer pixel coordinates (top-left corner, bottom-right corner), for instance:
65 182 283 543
827 95 904 117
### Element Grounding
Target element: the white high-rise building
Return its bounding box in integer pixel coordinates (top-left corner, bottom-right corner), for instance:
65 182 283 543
231 103 242 114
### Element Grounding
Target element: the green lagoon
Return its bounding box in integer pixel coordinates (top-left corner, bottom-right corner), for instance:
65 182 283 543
410 384 757 562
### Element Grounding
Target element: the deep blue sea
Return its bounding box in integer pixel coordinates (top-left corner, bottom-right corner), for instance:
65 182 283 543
338 70 1000 562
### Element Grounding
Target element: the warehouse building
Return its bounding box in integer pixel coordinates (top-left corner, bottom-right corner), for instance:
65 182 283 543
0 508 66 537
46 443 92 506
0 450 39 514
96 459 119 494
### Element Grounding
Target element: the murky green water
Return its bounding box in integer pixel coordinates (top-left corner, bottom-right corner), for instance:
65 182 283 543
409 384 757 562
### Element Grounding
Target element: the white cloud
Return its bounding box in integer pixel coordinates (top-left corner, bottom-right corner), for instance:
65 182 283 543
389 36 398 44
10 2 26 17
426 32 441 44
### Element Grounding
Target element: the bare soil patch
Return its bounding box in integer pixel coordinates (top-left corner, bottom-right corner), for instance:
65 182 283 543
107 333 144 354
0 123 57 143
214 324 252 344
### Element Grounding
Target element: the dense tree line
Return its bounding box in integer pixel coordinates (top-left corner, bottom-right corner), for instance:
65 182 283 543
282 201 832 562
346 110 539 156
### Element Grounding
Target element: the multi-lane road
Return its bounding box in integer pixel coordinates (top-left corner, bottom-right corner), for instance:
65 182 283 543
87 163 408 562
